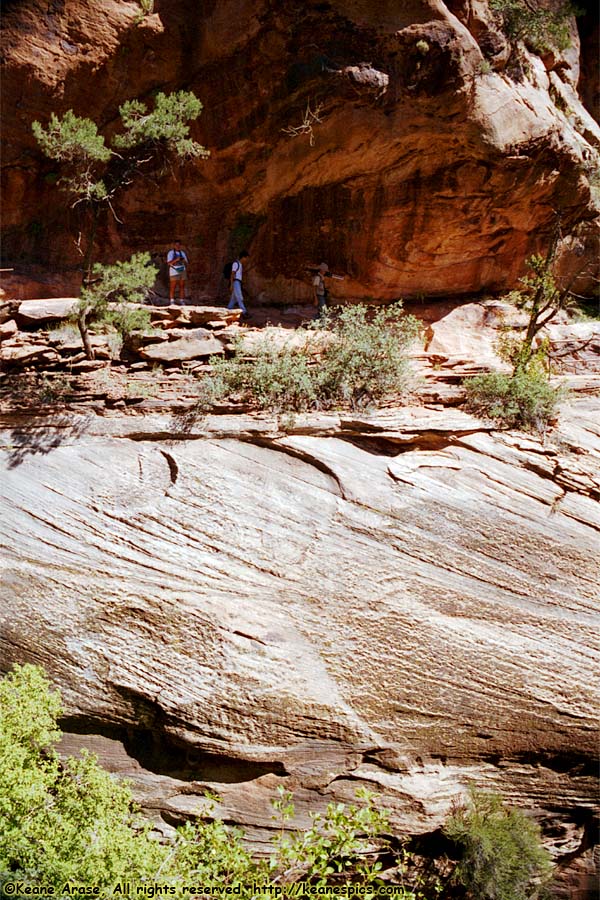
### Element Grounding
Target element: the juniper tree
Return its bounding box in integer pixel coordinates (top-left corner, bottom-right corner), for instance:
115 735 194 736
464 224 575 432
33 91 208 356
445 789 552 900
75 253 158 360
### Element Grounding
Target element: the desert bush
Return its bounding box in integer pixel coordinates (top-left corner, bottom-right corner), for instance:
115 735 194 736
102 305 152 340
464 249 573 432
0 373 72 406
502 253 573 371
316 303 420 406
445 789 552 900
465 365 564 432
48 323 81 343
197 303 420 413
270 784 400 888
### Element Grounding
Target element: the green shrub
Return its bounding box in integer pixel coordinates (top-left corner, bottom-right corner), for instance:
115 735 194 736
465 366 564 432
445 789 552 900
316 303 420 406
572 296 600 321
0 374 72 407
0 665 408 895
489 0 580 52
0 665 165 889
197 303 420 413
102 305 152 340
2 667 560 898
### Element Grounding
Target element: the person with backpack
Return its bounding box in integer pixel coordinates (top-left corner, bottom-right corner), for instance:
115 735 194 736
227 250 250 316
167 240 189 304
312 262 330 318
310 261 345 318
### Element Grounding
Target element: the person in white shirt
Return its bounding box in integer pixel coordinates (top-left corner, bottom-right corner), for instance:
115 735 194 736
227 250 250 316
167 240 189 305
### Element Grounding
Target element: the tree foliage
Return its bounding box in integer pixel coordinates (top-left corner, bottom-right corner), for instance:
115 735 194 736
114 92 209 159
0 665 409 895
501 252 572 373
445 789 552 900
32 112 111 203
489 0 580 53
0 665 164 889
73 253 156 358
33 91 207 358
465 249 569 432
33 92 207 213
1 666 555 898
270 785 396 888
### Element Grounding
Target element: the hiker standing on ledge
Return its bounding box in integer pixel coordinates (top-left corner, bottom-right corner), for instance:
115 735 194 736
312 262 344 318
167 239 189 305
228 250 250 316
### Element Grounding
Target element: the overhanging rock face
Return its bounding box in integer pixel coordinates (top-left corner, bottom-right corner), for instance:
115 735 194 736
0 401 598 870
1 0 598 300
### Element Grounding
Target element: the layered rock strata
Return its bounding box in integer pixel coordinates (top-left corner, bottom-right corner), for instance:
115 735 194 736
0 398 598 894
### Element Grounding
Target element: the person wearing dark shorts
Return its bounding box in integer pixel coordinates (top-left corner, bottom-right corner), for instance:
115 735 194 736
167 240 189 305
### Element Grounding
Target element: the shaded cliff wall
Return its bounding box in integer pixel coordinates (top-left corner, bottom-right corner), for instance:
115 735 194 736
1 0 599 301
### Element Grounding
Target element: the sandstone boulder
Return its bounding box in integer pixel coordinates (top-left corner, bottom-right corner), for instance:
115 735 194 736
545 321 600 373
125 330 170 353
171 306 241 328
426 301 515 367
426 302 600 375
0 320 18 342
0 341 59 367
16 298 78 327
139 334 225 362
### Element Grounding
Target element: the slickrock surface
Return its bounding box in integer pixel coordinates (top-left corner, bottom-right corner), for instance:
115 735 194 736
1 398 598 886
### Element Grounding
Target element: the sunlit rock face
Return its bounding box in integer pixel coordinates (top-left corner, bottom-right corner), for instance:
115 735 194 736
1 0 599 301
0 401 598 890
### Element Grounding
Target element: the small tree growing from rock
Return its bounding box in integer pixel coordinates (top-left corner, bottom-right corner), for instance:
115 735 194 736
33 92 208 357
74 253 157 359
465 232 576 432
489 0 580 54
33 92 208 275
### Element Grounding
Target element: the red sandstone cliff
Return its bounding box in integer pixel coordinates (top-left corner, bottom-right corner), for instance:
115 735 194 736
1 0 599 301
